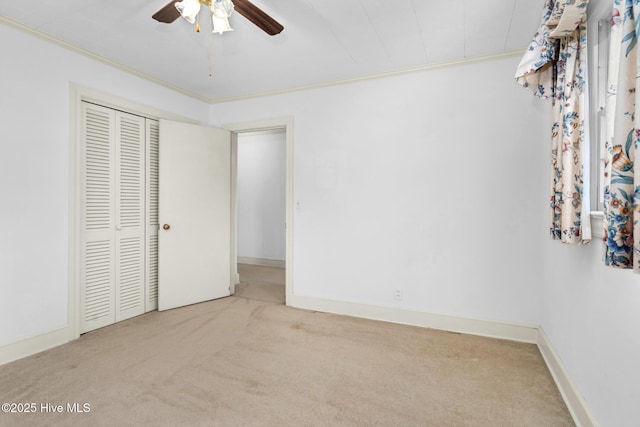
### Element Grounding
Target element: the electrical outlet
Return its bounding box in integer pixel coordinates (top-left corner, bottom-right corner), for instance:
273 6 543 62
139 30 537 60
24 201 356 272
394 288 403 301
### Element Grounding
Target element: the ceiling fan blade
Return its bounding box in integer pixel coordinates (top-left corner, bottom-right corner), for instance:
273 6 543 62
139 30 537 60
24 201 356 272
152 0 181 23
234 0 284 36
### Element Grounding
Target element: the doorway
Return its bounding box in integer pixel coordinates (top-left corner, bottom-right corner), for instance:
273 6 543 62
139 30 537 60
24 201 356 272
226 117 294 305
235 129 286 304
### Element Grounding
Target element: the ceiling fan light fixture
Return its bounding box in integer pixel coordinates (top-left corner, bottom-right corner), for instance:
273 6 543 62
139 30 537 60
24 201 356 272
211 0 234 34
211 16 233 34
175 0 201 24
152 0 283 36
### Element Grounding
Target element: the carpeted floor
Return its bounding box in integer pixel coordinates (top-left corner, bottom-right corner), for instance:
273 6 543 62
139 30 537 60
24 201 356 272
0 264 574 426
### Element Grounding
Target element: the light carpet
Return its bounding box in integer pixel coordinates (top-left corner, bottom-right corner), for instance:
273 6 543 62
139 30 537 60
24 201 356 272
0 264 573 426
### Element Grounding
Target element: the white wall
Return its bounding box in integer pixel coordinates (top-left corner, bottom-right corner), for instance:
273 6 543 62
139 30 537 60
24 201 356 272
212 55 549 325
237 131 286 261
0 23 209 347
536 1 640 424
212 53 639 426
541 239 640 427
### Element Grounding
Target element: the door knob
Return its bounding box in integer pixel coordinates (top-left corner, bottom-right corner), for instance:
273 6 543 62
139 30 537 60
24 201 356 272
163 224 171 230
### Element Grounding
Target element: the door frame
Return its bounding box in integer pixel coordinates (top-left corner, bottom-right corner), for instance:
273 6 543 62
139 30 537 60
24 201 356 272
68 84 199 340
224 117 294 305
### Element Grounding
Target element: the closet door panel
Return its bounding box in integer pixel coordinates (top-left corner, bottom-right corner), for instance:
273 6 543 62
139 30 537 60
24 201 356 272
81 103 116 332
115 112 146 322
146 119 159 312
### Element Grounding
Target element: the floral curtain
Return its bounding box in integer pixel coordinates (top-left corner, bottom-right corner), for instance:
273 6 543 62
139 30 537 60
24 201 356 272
603 0 640 270
515 0 591 245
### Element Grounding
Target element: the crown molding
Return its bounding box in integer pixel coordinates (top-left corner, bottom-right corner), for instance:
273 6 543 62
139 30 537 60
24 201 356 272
209 49 526 104
0 14 210 103
2 13 524 106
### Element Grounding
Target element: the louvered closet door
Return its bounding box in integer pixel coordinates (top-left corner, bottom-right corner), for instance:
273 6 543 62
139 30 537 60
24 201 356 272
81 103 116 332
145 119 159 311
81 103 148 333
114 112 146 322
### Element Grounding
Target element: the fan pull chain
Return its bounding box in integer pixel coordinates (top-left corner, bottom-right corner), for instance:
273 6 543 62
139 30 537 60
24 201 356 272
196 15 201 32
207 30 214 77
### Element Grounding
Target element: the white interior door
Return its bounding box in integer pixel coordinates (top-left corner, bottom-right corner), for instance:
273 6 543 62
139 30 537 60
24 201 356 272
158 120 232 311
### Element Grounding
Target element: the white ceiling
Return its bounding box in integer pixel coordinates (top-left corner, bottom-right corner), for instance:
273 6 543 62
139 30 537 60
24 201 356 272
0 0 545 102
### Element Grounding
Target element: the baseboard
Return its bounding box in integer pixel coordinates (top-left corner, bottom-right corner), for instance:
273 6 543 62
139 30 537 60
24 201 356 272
537 329 599 427
238 256 285 268
288 295 538 343
0 326 71 366
289 295 598 426
0 298 597 427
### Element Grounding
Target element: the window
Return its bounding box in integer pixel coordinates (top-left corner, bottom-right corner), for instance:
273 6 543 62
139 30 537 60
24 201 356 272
587 6 612 214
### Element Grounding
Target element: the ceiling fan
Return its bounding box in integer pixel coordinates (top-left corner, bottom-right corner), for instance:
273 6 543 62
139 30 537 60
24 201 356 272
152 0 284 35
